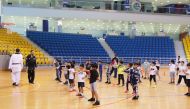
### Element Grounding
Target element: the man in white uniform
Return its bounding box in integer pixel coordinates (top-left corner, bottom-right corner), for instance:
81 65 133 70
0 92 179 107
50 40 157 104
9 49 23 86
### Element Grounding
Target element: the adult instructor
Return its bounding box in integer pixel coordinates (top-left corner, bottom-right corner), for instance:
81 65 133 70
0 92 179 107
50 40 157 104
9 48 23 86
26 50 37 84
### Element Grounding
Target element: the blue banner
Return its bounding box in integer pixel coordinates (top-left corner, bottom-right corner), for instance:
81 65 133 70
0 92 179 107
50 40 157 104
125 0 130 9
43 20 49 32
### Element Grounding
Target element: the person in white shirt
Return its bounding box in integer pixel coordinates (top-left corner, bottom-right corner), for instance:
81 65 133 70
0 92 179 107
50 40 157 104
76 64 86 97
184 63 190 96
177 61 187 85
142 60 150 79
9 49 23 86
168 60 176 84
149 61 157 87
68 63 76 92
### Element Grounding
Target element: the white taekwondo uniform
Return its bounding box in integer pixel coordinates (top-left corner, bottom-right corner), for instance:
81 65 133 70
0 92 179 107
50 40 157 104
9 53 23 84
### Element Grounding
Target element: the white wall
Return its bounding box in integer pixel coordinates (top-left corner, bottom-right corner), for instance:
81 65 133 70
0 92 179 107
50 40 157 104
2 6 190 25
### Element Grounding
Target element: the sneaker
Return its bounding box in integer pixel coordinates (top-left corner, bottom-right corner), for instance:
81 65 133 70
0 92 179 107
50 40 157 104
58 79 62 82
12 82 16 86
108 82 111 84
55 78 59 81
88 98 95 102
184 93 190 96
76 93 82 96
132 96 138 100
105 81 108 84
93 101 100 105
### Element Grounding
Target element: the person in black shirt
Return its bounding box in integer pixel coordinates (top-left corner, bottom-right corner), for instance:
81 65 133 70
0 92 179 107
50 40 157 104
88 63 100 106
26 50 37 84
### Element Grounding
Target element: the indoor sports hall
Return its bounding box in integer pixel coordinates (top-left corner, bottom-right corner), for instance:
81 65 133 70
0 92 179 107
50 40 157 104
0 0 190 109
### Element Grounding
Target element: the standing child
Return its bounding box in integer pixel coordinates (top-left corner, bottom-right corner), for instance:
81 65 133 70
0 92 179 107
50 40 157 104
76 64 86 97
184 63 190 96
156 60 161 80
54 59 62 82
169 60 176 84
177 61 187 85
124 63 133 93
130 63 140 100
98 61 103 82
68 63 76 92
105 62 111 84
63 63 70 85
137 63 142 83
143 60 150 79
149 62 158 87
117 60 125 86
88 63 100 106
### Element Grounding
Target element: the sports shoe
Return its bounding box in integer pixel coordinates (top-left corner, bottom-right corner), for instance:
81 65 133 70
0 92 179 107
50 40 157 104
108 82 111 84
105 81 108 84
93 101 100 105
132 96 139 100
88 98 95 102
12 82 16 86
184 93 190 96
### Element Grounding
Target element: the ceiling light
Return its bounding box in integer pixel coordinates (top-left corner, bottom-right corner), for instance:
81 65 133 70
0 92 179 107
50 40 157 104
178 2 182 4
167 1 170 3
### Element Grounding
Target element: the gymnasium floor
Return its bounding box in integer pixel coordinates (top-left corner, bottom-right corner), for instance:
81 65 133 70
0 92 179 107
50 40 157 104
0 67 189 109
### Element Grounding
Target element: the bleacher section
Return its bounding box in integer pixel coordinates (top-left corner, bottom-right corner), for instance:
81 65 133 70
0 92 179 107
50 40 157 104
105 36 176 64
26 31 109 63
0 29 52 65
182 36 190 62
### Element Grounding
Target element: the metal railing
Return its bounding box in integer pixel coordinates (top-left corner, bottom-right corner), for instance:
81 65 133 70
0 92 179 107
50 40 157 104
51 56 186 65
3 0 190 15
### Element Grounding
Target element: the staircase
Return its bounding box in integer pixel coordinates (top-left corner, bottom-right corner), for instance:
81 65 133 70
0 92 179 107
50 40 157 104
98 38 115 58
174 40 186 59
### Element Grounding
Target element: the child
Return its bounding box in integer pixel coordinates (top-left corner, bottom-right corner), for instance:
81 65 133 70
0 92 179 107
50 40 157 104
137 63 142 83
63 63 70 85
156 60 161 80
124 63 133 93
149 61 157 87
68 63 76 92
88 63 100 106
184 63 190 96
169 60 176 84
117 60 125 86
177 61 187 85
76 64 86 97
105 62 111 84
130 63 140 100
98 61 103 82
54 59 62 82
143 60 150 79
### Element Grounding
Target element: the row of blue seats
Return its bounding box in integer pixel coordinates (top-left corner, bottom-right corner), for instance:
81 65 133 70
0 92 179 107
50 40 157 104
105 35 176 59
27 31 108 57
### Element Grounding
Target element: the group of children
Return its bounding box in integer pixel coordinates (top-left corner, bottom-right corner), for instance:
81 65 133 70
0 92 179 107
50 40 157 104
53 58 190 106
54 59 100 105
